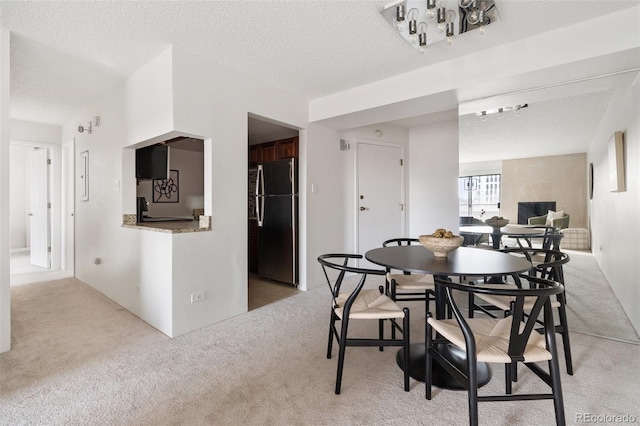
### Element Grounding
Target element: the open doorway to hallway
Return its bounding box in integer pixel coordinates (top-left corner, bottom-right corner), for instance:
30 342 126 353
9 141 74 286
10 144 51 274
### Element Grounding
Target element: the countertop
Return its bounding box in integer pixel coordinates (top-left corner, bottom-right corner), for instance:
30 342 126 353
122 214 211 234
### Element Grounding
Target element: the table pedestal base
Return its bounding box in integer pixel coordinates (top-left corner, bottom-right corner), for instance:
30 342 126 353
397 343 491 390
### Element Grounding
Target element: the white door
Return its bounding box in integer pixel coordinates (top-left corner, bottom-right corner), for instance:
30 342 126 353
29 147 50 268
357 141 404 266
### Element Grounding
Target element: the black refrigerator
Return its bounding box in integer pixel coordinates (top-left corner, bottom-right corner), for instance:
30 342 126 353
255 158 298 285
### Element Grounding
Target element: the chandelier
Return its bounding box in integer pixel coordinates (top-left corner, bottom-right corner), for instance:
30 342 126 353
380 0 500 53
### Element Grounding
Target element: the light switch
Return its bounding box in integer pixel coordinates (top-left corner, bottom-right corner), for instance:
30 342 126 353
311 184 318 193
115 179 120 192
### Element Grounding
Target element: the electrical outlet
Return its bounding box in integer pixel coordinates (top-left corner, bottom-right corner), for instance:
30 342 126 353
190 292 205 303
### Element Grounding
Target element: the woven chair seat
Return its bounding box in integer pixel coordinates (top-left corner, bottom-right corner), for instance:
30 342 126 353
386 272 434 290
319 253 411 394
427 316 552 364
335 289 406 320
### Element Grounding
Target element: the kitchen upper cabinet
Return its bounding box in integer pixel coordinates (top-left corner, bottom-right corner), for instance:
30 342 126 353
261 142 278 163
249 145 260 167
248 137 298 167
278 137 298 159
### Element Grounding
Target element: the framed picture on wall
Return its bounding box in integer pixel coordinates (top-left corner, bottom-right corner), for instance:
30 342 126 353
152 169 179 203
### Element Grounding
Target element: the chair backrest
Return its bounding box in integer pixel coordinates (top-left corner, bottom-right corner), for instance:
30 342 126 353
528 214 570 229
318 254 386 313
435 275 564 360
500 248 569 283
523 226 564 250
382 239 421 275
382 238 420 247
553 214 570 229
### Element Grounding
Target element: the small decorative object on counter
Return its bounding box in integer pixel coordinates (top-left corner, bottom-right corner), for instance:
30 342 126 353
419 228 464 257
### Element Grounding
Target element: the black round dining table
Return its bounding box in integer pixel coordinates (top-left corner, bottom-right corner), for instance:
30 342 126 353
365 245 532 389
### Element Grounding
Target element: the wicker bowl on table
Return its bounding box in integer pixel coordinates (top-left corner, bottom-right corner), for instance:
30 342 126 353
484 217 509 229
418 234 464 257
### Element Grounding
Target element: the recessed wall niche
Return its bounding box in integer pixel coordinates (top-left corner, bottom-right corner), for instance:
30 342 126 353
135 137 204 220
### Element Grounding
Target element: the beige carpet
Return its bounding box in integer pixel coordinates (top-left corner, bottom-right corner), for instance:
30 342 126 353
560 250 639 342
1 261 639 425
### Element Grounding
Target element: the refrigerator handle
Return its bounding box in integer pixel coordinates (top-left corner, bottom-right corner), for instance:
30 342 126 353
289 159 296 194
256 165 264 227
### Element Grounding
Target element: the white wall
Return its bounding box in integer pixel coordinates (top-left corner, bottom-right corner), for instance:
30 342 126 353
302 118 457 282
588 79 640 333
1 28 10 353
64 46 312 337
459 160 502 177
10 120 62 145
302 124 346 290
408 120 460 236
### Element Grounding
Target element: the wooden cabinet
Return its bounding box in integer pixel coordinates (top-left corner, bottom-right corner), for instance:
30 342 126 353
260 142 278 163
249 137 298 167
248 145 260 167
278 137 298 159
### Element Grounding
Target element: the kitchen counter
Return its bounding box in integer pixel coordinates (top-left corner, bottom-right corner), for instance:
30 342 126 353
122 214 211 233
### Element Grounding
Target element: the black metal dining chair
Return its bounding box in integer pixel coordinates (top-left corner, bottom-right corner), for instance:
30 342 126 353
468 248 573 375
426 275 566 426
318 253 410 394
504 226 564 251
382 238 436 318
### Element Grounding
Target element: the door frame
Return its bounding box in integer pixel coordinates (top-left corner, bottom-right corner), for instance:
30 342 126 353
61 138 75 273
10 139 64 272
354 138 406 255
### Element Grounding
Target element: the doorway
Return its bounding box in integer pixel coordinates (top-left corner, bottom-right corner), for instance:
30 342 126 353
9 141 73 286
10 144 51 275
356 140 405 267
247 115 300 310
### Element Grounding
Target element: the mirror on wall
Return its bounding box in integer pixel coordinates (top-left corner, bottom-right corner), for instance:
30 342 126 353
457 69 640 343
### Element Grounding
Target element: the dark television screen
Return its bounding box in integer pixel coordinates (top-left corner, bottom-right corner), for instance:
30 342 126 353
136 144 169 180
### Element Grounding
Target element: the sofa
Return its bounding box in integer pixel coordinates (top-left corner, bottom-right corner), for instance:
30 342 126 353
560 228 590 250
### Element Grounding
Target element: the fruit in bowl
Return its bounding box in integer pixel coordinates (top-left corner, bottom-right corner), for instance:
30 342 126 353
419 229 464 257
485 216 509 228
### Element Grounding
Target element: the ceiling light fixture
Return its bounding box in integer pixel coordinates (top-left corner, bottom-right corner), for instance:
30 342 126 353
476 104 528 119
381 0 499 53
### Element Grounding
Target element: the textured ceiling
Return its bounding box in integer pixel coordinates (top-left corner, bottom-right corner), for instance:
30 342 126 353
1 0 639 161
459 90 615 163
